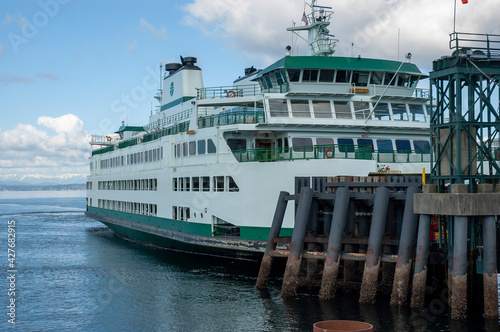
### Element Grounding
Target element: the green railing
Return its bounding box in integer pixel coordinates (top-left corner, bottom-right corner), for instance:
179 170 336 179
118 138 138 149
198 111 265 129
232 144 432 163
142 122 190 143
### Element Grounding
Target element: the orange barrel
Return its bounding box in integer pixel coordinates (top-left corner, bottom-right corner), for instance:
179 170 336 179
313 320 373 332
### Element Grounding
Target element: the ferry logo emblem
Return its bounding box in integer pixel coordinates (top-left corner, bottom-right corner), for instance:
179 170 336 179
170 82 174 96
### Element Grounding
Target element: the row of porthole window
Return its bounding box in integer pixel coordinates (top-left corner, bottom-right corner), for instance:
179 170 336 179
98 199 158 216
174 139 217 158
172 176 239 192
98 147 163 170
97 179 158 191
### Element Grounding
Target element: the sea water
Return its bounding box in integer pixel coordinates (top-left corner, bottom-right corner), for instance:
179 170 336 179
0 192 498 331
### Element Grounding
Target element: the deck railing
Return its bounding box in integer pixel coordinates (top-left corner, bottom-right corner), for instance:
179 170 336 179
232 144 432 163
197 84 261 100
198 110 265 129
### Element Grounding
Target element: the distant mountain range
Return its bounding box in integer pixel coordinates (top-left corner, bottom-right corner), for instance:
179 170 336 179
0 183 86 191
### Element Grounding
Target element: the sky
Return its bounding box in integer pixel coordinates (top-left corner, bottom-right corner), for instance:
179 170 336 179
0 0 498 184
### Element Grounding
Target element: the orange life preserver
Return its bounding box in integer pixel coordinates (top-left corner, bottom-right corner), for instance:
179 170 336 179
325 148 334 158
227 90 236 98
106 136 111 142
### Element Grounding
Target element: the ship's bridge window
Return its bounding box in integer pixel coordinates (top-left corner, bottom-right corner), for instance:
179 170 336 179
274 70 285 85
227 138 246 151
198 140 206 154
357 139 374 152
313 100 332 118
292 137 313 152
335 70 351 83
396 140 411 153
319 69 334 82
353 102 371 120
370 72 384 85
269 99 289 117
333 101 352 119
384 73 395 85
392 104 409 121
263 74 273 89
302 69 318 82
338 138 354 153
352 71 369 87
377 139 394 152
373 103 391 121
287 69 300 82
414 140 431 153
207 139 216 153
409 104 426 122
291 100 311 118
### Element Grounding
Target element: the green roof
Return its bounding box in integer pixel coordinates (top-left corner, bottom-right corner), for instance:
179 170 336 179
115 126 145 133
257 56 426 77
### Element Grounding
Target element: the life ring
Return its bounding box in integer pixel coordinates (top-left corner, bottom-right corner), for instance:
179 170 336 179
325 148 334 158
227 90 236 98
106 136 111 142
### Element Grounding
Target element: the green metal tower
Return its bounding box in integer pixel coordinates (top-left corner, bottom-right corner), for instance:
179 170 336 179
430 32 500 192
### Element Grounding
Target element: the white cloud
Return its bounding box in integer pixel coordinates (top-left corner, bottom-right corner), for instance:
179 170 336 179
139 19 168 40
182 0 500 72
127 40 138 53
0 114 90 183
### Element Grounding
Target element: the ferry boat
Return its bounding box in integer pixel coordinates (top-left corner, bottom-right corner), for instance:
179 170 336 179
85 1 431 260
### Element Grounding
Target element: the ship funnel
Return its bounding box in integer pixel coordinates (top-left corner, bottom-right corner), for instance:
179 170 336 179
165 63 182 75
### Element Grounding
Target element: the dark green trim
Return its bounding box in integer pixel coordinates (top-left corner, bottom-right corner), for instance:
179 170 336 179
115 126 145 134
160 96 196 111
258 56 426 78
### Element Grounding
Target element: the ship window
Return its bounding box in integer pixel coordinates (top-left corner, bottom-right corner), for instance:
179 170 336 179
358 139 374 152
263 74 273 89
373 103 391 120
317 138 334 146
352 71 369 87
227 139 246 151
377 139 394 152
145 151 149 162
396 140 411 152
287 69 300 82
370 71 384 85
292 137 313 152
302 69 318 82
409 104 426 122
189 141 197 155
180 207 184 221
335 70 351 83
179 178 184 191
192 177 200 191
269 99 289 117
214 176 224 192
384 73 395 85
274 71 284 85
353 102 371 120
183 142 188 156
333 101 352 119
312 101 332 118
338 138 354 153
319 69 334 82
202 176 210 191
207 139 216 153
392 104 408 121
227 176 239 192
414 140 431 153
198 140 206 154
290 100 311 118
184 177 190 191
176 144 180 158
185 208 190 220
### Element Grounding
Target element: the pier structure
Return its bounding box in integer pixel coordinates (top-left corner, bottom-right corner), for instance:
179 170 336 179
416 32 500 320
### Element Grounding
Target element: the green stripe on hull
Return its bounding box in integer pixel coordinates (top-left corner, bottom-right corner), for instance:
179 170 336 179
87 206 293 241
